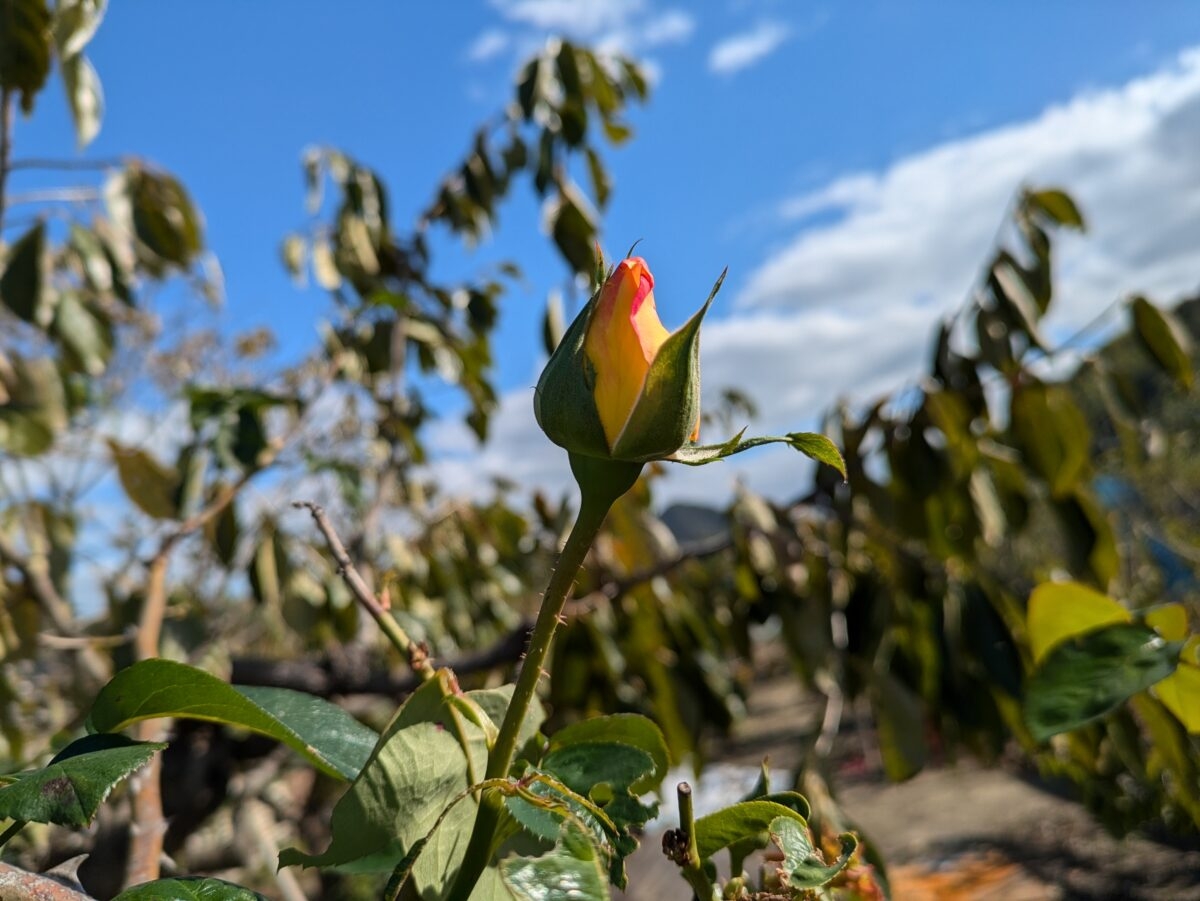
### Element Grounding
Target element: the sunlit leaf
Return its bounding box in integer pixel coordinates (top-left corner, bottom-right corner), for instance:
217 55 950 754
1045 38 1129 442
1025 624 1182 742
770 816 857 889
86 659 377 780
0 734 163 826
1027 581 1131 665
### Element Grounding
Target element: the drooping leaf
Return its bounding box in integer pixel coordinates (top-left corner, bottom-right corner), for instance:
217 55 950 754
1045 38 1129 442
501 820 610 901
550 195 596 277
0 734 164 826
0 221 51 325
0 353 66 456
1025 623 1182 742
692 800 809 861
107 440 182 520
59 50 103 147
53 292 112 375
770 816 858 890
0 0 53 112
1026 581 1131 665
51 0 105 57
86 659 377 780
1130 296 1193 390
870 669 927 782
1011 382 1090 498
113 878 268 901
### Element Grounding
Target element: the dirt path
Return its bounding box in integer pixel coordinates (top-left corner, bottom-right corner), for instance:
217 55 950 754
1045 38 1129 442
620 664 1200 900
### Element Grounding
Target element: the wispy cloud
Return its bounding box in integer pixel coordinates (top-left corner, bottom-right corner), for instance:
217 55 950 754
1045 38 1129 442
477 0 695 66
431 47 1200 506
466 28 511 62
708 21 790 75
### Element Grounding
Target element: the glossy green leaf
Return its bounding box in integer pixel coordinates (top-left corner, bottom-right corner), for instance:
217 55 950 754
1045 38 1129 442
1131 296 1193 390
1027 581 1130 665
1025 624 1182 742
86 659 377 780
107 440 181 520
0 0 52 112
673 429 846 479
279 671 540 890
770 816 857 889
693 800 809 861
501 821 610 901
547 713 669 794
1 221 51 325
0 734 164 826
114 878 267 901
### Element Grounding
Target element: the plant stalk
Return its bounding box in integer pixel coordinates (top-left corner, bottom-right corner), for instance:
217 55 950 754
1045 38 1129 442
445 455 641 900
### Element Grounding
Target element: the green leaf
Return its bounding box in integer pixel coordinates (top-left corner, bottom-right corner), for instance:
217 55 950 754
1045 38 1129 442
870 670 926 782
584 146 610 209
279 672 499 888
1026 581 1131 665
547 713 669 794
1131 296 1193 390
551 195 596 277
0 353 66 456
1027 188 1085 230
1025 623 1183 742
107 440 182 520
52 0 105 57
0 734 164 826
123 167 203 272
53 292 112 375
501 821 610 901
1011 382 1090 498
693 800 809 861
114 878 268 901
672 430 847 478
0 0 52 112
770 816 857 889
59 51 102 147
86 659 377 780
1 221 51 325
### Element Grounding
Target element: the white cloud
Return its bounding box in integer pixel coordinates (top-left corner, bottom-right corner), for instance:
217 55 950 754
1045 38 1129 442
466 29 511 62
479 1 695 65
708 21 790 75
431 47 1200 507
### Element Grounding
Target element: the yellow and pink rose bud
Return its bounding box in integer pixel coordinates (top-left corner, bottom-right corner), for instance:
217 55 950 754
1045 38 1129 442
535 256 717 463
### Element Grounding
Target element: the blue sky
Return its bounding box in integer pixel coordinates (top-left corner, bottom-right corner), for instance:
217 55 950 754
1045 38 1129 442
12 1 1200 503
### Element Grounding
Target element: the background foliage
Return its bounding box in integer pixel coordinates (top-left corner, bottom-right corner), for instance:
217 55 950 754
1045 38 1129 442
0 2 1197 899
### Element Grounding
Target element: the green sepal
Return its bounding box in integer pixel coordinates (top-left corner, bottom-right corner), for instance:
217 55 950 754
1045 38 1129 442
611 269 725 461
533 287 610 459
671 430 847 479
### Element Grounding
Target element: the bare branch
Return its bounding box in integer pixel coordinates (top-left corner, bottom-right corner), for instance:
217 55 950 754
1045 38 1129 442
0 862 95 900
293 500 435 679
